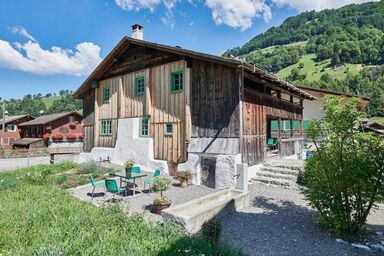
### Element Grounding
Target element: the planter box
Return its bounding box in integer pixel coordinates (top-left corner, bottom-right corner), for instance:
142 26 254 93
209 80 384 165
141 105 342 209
162 189 249 234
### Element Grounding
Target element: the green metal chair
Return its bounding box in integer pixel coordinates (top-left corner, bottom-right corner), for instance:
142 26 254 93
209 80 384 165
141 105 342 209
105 179 126 198
131 166 142 189
143 169 161 192
90 175 105 199
267 138 278 150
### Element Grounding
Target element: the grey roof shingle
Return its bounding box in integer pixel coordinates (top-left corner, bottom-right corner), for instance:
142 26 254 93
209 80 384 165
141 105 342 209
19 111 81 126
1 114 31 124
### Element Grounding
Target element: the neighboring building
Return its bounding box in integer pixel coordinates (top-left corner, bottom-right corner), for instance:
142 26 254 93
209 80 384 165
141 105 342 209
18 111 83 139
296 86 370 121
0 114 34 149
74 25 315 187
360 120 384 136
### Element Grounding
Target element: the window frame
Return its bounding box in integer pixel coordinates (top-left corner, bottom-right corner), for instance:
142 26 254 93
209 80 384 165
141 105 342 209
135 76 145 96
139 115 151 137
170 68 184 93
103 86 110 104
164 122 173 136
6 124 17 132
100 119 112 136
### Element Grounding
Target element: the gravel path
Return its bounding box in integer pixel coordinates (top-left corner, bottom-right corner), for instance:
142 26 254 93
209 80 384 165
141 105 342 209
220 184 384 256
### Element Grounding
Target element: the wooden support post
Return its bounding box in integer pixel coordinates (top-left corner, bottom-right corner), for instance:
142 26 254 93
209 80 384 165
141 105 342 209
290 95 294 103
299 119 303 137
290 119 294 138
277 118 282 159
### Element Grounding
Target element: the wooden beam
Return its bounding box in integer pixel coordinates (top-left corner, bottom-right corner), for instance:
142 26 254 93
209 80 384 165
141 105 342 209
290 119 293 138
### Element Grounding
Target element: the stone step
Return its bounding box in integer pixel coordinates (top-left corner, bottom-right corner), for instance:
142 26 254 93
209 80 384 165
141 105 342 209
263 160 304 171
252 176 298 187
260 166 300 176
256 170 298 181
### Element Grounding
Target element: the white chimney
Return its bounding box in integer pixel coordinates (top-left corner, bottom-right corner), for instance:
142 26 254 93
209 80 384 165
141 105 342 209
131 24 143 40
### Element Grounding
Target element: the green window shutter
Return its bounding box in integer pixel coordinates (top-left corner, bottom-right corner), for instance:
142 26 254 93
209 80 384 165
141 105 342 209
135 76 145 96
139 116 151 137
103 86 110 104
170 69 184 93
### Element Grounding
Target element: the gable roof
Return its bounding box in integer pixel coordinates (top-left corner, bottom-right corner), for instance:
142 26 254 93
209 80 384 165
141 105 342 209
74 37 315 100
19 111 82 126
1 114 33 125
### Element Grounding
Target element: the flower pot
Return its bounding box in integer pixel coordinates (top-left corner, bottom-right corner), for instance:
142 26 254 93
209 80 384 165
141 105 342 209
154 202 171 214
180 180 188 188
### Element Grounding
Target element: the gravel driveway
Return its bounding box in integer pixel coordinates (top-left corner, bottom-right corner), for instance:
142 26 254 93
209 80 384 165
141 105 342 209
220 184 384 256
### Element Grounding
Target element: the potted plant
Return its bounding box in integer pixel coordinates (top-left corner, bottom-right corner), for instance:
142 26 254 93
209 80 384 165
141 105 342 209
43 133 50 141
152 176 171 214
51 133 63 142
125 161 135 176
175 171 193 188
66 133 77 141
202 218 222 245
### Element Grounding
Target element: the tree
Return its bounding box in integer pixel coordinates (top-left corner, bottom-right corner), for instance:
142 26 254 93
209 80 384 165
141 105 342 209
331 52 340 65
303 96 384 238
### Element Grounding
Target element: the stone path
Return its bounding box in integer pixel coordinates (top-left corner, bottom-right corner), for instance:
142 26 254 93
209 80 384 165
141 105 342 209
220 183 384 256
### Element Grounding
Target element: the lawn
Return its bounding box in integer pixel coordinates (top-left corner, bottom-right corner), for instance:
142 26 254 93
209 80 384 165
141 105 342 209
277 54 361 82
41 96 60 109
0 163 242 256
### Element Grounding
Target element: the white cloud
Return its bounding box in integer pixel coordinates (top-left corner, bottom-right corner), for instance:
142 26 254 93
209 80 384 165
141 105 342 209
271 0 380 12
205 0 272 31
9 26 38 43
0 39 102 76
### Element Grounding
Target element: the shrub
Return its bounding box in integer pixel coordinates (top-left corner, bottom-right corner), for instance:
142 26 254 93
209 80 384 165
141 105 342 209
153 176 171 205
303 96 384 238
125 161 135 169
51 133 63 141
202 219 222 245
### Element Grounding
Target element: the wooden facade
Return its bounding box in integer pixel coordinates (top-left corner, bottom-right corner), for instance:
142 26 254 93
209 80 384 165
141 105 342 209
75 36 315 166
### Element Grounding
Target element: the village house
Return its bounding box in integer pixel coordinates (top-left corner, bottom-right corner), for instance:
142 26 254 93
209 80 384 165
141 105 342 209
17 111 83 147
74 25 316 188
0 114 34 149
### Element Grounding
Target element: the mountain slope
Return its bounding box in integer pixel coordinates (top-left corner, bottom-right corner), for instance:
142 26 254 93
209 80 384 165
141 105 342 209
224 1 384 117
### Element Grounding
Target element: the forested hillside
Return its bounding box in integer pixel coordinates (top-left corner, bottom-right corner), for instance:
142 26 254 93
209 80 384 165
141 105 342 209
225 1 384 117
0 90 82 118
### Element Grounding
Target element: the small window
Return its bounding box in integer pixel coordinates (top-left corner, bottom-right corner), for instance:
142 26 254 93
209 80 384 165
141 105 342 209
7 124 16 132
164 123 173 136
103 86 110 104
69 115 75 122
100 120 112 135
135 76 145 96
170 69 184 93
140 116 150 137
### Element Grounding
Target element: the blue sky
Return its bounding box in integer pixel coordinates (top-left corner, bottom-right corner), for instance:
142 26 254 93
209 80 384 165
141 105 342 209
0 0 377 99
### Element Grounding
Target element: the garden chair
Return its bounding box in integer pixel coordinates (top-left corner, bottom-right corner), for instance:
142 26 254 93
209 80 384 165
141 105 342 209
90 175 105 199
105 179 127 198
143 169 161 192
267 138 278 150
130 166 142 189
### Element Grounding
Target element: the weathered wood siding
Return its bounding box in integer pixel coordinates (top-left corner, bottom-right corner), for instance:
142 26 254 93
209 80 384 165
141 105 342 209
191 60 240 138
151 60 189 163
94 78 121 148
82 89 95 152
242 89 303 165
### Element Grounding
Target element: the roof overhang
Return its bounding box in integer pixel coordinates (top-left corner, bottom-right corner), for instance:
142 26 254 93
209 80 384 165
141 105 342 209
74 37 316 100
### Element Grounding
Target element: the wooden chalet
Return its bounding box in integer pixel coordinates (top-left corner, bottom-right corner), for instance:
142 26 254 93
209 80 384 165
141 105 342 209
0 114 34 149
74 26 315 175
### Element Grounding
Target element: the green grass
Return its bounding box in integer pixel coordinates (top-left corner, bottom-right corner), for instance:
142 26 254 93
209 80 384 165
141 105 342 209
277 54 362 82
246 41 308 55
0 163 243 256
41 96 61 109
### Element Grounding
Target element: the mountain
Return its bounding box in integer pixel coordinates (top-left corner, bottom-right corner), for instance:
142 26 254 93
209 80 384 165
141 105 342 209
225 1 384 117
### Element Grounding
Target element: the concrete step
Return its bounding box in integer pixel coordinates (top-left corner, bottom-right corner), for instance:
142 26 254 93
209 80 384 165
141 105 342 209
251 176 298 188
263 159 304 171
260 166 300 176
256 170 298 181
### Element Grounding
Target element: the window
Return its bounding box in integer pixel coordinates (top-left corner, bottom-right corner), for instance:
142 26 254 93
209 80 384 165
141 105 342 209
69 115 75 122
164 123 173 136
140 116 150 137
103 86 110 104
100 120 112 135
7 124 16 132
170 69 184 93
135 76 145 95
